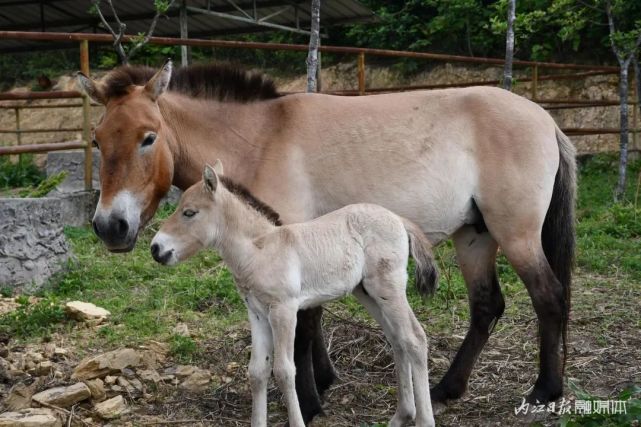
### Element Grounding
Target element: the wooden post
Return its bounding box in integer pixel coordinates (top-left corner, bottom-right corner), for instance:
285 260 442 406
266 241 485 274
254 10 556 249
80 39 93 191
532 65 538 100
180 1 189 67
14 107 21 146
358 52 365 95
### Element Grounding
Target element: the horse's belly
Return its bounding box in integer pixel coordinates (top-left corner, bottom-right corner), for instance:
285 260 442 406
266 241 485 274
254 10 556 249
315 162 477 243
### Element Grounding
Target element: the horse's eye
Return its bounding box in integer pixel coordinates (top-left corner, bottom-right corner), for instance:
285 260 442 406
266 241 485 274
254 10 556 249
92 139 99 149
183 209 197 218
142 133 156 147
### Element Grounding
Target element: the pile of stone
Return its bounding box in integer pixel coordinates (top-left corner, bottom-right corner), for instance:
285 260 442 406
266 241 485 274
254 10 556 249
0 302 212 426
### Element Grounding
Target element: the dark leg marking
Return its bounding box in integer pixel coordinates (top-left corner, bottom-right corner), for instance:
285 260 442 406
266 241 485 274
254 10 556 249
520 265 565 404
294 308 324 424
311 308 337 397
431 269 505 403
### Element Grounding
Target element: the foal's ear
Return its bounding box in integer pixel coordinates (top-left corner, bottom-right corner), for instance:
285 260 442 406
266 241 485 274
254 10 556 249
212 159 224 176
145 59 172 101
76 72 106 105
203 164 219 194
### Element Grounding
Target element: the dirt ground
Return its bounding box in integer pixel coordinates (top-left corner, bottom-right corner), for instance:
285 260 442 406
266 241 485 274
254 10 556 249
55 268 636 426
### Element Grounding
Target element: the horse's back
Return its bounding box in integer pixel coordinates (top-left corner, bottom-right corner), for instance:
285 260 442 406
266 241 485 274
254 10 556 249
257 87 562 242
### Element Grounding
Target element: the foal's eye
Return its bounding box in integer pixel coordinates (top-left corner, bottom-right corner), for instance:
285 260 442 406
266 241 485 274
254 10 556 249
142 133 156 147
183 209 197 218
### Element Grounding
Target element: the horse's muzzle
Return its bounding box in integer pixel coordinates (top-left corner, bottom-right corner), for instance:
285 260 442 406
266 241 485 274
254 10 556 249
150 243 174 265
92 214 137 252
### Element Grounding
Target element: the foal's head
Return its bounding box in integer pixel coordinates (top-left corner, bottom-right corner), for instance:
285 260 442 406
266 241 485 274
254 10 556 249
77 61 175 252
150 161 225 266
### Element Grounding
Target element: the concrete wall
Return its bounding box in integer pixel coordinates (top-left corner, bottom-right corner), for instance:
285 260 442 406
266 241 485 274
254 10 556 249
0 198 70 293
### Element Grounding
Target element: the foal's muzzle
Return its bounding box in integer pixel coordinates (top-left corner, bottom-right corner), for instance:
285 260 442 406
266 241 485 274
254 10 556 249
150 242 175 265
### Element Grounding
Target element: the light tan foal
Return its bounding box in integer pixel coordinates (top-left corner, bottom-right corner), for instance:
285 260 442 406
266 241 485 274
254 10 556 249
151 161 438 427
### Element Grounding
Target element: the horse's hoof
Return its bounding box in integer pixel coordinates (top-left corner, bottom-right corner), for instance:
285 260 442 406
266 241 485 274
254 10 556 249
432 400 448 416
526 379 563 404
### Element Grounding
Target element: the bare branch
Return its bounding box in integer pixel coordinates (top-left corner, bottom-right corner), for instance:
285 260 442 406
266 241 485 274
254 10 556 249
92 0 127 63
128 0 177 59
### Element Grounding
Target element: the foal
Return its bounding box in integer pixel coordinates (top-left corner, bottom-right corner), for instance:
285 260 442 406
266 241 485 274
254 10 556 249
151 161 438 427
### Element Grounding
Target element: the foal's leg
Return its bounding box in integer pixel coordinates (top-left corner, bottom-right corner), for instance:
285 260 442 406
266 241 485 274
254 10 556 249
270 302 306 427
248 307 274 427
431 226 505 403
353 285 416 427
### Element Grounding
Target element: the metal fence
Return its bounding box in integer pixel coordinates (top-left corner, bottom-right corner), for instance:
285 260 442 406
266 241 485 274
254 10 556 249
0 30 639 191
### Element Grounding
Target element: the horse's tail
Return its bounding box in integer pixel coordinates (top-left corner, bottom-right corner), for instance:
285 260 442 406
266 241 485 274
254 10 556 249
402 218 439 296
543 125 577 373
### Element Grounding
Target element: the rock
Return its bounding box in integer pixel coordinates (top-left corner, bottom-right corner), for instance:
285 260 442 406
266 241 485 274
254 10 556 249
30 361 54 377
172 322 190 337
4 380 42 410
180 368 212 393
104 375 117 385
94 395 127 419
72 348 142 380
53 348 68 357
32 382 91 408
173 365 195 379
65 301 110 323
138 369 161 384
84 378 106 402
0 408 62 427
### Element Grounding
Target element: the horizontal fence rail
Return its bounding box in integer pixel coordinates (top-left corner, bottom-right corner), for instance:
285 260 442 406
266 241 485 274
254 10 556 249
0 30 638 178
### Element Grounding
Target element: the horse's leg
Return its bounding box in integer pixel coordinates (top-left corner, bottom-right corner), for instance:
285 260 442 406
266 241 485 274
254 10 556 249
248 307 274 427
294 308 323 423
431 226 505 403
271 302 306 427
311 307 337 395
353 285 416 426
499 237 565 403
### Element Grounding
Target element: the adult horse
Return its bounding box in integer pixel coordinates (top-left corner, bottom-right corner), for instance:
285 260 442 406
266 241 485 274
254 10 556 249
77 60 575 423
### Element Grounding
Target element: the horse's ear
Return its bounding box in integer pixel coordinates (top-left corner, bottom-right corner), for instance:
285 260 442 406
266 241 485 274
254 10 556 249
212 159 224 176
145 59 172 101
203 164 219 194
76 72 106 105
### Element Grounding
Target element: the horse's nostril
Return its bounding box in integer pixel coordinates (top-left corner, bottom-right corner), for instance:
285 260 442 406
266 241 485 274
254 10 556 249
151 243 159 258
116 218 129 236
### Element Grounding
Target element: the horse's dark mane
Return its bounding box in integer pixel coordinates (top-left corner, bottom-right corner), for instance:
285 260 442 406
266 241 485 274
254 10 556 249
220 176 282 226
101 62 280 103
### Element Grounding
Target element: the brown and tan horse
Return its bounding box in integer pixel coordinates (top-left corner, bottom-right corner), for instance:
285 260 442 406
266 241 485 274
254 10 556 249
77 60 576 423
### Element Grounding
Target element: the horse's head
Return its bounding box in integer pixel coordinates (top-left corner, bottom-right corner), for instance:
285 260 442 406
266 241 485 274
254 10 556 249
151 162 225 266
77 61 175 252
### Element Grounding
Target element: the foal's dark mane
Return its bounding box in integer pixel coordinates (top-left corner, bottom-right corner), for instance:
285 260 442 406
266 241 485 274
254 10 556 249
220 176 282 226
102 62 281 103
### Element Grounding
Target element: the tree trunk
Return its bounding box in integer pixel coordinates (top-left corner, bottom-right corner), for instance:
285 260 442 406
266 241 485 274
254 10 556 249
503 0 516 91
615 64 630 200
306 0 321 93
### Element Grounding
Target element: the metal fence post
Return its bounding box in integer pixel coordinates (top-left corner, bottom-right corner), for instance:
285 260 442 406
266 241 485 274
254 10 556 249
80 39 93 191
358 52 365 95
